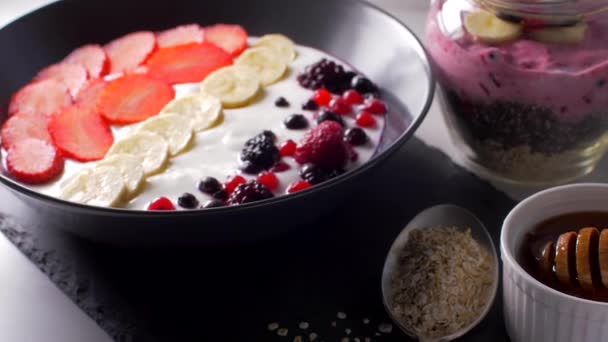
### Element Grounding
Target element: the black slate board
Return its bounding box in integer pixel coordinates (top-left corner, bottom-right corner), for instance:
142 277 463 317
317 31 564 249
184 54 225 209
0 137 516 342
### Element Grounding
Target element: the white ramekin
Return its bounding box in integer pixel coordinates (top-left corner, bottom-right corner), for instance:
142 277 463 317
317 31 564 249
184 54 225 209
501 183 608 342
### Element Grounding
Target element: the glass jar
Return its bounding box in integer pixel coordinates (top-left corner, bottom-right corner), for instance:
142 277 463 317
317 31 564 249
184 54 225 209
426 0 608 184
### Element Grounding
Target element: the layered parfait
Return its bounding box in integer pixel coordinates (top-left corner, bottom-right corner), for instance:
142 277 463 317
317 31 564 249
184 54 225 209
0 24 387 210
427 0 608 183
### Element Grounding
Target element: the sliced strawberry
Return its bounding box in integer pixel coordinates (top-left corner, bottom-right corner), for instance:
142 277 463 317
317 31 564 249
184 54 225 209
75 79 106 110
204 24 248 57
157 24 204 48
63 44 109 78
34 63 88 97
1 112 51 149
6 138 64 184
104 31 156 74
8 79 72 117
48 105 113 162
146 42 233 84
98 74 175 124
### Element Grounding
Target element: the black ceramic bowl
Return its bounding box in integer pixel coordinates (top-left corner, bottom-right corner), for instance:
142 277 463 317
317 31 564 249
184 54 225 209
0 0 433 245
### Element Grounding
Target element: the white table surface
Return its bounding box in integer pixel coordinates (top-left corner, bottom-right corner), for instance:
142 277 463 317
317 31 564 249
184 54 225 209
0 0 606 340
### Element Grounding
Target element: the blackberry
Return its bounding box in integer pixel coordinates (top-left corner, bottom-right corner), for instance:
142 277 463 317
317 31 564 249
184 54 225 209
297 58 353 94
316 109 344 127
351 75 378 95
275 97 290 107
202 200 225 209
284 114 309 129
239 131 280 174
302 99 319 111
178 193 199 209
299 163 328 185
198 177 222 194
227 181 274 205
344 128 368 146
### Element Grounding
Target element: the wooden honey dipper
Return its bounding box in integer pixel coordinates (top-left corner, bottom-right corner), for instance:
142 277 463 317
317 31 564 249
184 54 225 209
538 227 608 290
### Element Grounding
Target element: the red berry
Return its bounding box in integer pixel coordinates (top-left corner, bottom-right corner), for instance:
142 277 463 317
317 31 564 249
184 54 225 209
356 112 376 128
271 162 291 173
225 175 246 194
363 98 386 115
257 171 279 191
148 197 176 211
329 97 350 115
342 90 364 105
312 88 332 106
287 180 312 194
280 139 297 157
294 121 348 170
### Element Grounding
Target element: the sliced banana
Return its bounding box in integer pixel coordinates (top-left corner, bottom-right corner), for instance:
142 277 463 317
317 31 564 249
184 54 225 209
599 230 608 288
200 65 261 108
528 23 587 45
555 231 577 287
60 166 126 207
576 227 599 290
464 10 523 44
108 132 169 175
96 154 145 196
236 47 287 86
160 93 222 132
253 33 297 62
138 114 193 156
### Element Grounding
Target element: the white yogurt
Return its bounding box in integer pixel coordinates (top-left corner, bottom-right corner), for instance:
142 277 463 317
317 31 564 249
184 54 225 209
25 44 385 210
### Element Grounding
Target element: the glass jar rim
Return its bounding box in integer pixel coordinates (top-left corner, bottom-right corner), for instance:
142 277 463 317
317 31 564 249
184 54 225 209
474 0 608 18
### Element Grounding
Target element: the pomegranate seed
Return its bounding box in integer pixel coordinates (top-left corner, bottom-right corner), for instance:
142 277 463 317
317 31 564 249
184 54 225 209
287 180 312 194
272 161 291 172
356 112 376 127
363 98 386 115
280 140 297 157
312 88 332 106
225 175 246 194
257 171 279 191
147 197 175 211
342 90 364 105
329 97 351 115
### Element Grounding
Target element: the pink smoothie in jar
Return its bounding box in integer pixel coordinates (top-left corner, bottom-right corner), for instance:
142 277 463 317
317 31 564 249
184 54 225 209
426 0 608 184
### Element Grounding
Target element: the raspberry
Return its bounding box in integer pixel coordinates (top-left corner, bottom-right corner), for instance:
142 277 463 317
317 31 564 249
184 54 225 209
312 88 332 106
225 175 246 194
280 140 297 157
227 181 274 205
356 112 376 127
287 180 312 193
148 197 175 211
257 171 279 190
294 121 348 170
239 131 279 174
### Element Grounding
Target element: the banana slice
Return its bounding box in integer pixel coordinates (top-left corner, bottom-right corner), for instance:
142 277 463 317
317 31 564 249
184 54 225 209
108 132 169 175
576 227 599 290
96 154 145 196
555 231 577 287
528 23 587 45
236 47 287 86
253 34 297 62
60 166 126 207
464 10 523 44
538 240 555 283
600 229 608 288
160 93 222 132
138 114 193 156
200 66 261 108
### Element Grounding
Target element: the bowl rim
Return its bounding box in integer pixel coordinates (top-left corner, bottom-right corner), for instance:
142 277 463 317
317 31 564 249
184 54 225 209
501 183 608 308
0 0 435 217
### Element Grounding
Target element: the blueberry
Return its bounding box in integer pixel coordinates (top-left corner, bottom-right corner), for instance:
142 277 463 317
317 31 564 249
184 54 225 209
351 75 378 94
344 128 368 146
284 114 309 129
178 193 199 209
302 99 319 111
202 200 225 209
316 109 344 127
299 163 328 185
213 189 229 201
275 97 290 107
198 177 222 194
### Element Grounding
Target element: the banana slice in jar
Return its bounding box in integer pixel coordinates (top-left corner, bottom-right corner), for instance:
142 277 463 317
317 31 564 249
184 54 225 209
95 154 145 196
160 93 223 132
464 10 523 44
59 166 126 207
253 33 297 62
555 231 577 287
576 227 600 290
236 47 287 86
137 114 193 156
528 23 587 44
108 132 169 175
200 65 261 108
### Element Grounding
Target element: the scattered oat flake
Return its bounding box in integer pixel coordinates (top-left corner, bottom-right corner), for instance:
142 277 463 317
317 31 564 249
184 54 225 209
331 321 337 327
309 332 318 341
345 328 352 335
337 312 347 319
268 322 280 331
341 338 350 342
389 226 494 340
378 323 393 334
277 328 289 337
353 338 361 342
298 322 310 330
362 318 370 325
293 336 303 342
365 338 372 342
